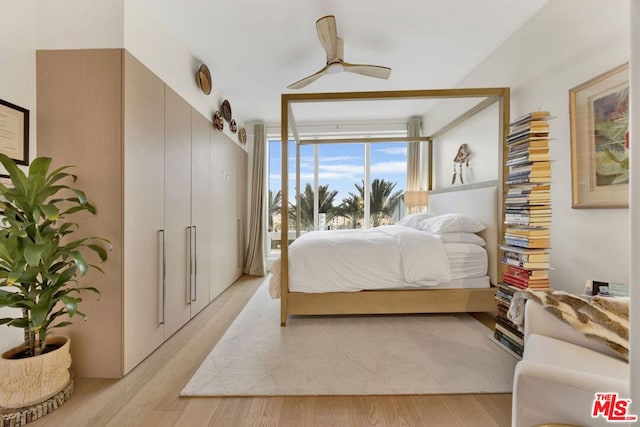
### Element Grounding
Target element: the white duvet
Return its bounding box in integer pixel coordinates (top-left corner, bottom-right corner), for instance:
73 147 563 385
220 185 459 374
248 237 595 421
269 225 451 298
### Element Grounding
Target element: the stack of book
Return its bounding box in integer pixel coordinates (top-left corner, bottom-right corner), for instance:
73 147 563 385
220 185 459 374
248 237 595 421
494 110 552 358
494 283 525 355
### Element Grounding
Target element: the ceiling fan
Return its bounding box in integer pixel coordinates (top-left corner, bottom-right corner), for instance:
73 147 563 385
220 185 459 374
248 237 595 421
287 15 392 90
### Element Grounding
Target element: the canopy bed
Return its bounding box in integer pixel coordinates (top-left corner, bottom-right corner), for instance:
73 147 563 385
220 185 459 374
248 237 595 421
278 88 510 326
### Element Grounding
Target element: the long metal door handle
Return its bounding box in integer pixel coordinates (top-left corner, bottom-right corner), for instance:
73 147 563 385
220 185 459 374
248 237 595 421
237 219 242 269
187 226 192 305
158 229 165 325
192 225 197 302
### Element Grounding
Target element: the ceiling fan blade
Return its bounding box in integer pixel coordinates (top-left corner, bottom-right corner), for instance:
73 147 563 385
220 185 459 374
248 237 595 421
287 65 329 89
316 15 338 61
343 62 392 80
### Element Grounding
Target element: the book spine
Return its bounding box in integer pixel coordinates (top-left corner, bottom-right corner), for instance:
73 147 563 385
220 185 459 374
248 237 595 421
495 319 525 344
493 330 524 356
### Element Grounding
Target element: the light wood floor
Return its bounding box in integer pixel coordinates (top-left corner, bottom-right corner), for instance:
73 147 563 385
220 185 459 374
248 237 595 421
29 276 512 427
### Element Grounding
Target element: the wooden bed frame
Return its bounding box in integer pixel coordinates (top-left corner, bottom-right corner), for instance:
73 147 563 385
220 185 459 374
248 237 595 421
280 88 510 326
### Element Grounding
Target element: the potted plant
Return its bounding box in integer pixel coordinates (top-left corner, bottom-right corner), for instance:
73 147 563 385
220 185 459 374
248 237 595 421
0 154 110 410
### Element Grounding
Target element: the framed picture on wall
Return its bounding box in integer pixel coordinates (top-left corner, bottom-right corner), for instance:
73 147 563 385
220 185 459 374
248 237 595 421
569 63 629 208
0 99 29 166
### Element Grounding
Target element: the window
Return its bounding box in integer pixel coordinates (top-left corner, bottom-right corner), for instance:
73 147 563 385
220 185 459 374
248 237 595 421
370 142 407 226
267 138 408 257
318 143 364 230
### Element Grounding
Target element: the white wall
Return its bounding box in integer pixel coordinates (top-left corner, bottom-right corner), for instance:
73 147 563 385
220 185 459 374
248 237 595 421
429 103 500 190
36 0 124 49
0 0 36 352
629 0 639 409
1 0 37 158
124 0 246 146
427 0 630 294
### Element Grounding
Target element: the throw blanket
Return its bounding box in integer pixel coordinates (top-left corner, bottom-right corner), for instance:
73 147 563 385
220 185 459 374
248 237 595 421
507 290 629 361
269 225 451 298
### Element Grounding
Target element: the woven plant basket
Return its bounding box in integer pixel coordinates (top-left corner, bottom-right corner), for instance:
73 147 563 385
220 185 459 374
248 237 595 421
0 336 71 409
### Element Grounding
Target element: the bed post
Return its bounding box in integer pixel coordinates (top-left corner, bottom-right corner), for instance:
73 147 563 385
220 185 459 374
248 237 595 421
498 87 510 286
280 95 289 326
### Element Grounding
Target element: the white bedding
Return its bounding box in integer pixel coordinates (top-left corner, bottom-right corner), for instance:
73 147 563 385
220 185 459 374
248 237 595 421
431 276 490 289
269 225 453 298
445 243 488 280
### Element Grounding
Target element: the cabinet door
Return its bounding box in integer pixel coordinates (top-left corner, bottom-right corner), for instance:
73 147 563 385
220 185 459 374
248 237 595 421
235 144 248 278
123 52 166 373
210 132 237 299
37 49 126 378
164 87 192 337
190 110 211 315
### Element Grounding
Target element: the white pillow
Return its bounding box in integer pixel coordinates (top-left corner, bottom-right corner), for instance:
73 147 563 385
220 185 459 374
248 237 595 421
435 232 486 246
418 213 485 233
396 212 436 229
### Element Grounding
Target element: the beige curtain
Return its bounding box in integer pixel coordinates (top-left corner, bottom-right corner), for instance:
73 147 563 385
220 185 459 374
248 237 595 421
406 116 421 191
243 123 266 276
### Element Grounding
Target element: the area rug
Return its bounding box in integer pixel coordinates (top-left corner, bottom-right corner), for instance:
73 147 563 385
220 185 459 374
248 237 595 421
181 282 517 396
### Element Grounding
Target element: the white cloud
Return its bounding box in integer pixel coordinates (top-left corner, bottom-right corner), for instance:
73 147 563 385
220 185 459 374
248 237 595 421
371 161 407 174
320 155 360 163
279 161 405 183
375 146 407 156
272 150 406 195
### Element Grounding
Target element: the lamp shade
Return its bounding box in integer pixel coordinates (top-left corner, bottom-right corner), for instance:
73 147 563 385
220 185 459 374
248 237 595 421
404 190 428 207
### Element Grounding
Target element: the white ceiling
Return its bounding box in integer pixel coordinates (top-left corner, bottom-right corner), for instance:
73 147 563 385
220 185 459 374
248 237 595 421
154 0 548 125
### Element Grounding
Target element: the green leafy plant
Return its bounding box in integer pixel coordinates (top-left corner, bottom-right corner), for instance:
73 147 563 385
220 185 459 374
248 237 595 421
0 154 110 357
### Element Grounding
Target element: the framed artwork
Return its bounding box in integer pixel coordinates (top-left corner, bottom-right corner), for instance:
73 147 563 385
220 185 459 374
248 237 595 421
570 63 629 208
0 99 29 165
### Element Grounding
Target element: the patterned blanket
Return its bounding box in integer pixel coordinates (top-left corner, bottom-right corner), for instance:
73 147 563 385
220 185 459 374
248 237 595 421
507 289 629 361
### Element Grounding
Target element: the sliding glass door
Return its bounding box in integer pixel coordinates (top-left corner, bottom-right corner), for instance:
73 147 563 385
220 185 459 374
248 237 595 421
266 139 408 258
318 143 365 230
370 142 407 226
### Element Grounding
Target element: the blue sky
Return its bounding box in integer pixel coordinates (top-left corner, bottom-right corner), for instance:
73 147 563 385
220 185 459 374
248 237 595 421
268 140 407 203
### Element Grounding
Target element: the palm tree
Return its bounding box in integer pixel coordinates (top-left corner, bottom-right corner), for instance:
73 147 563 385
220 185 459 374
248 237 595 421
354 178 403 227
268 190 281 231
336 193 363 229
288 183 339 230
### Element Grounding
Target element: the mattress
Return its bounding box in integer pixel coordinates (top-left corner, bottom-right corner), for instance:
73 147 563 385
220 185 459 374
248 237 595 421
269 228 489 297
445 242 488 280
376 243 489 291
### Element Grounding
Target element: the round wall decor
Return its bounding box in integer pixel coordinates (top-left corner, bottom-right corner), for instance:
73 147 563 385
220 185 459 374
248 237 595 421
221 99 232 122
238 127 247 145
230 119 238 134
213 111 224 131
196 64 212 95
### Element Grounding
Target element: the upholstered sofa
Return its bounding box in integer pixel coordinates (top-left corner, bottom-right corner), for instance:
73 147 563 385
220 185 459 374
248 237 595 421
511 300 631 427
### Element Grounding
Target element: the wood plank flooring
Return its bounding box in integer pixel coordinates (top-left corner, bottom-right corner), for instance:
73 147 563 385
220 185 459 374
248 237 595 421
28 276 512 427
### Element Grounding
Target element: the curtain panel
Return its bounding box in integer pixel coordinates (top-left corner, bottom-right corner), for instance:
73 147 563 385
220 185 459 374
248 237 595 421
244 123 266 276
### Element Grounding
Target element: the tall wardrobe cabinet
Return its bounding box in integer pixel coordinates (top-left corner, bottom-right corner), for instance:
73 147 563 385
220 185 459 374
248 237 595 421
36 49 245 378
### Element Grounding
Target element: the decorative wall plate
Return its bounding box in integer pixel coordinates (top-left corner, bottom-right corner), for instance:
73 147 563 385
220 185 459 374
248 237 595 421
196 64 212 95
221 99 232 122
230 119 238 134
238 127 247 144
213 111 224 131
